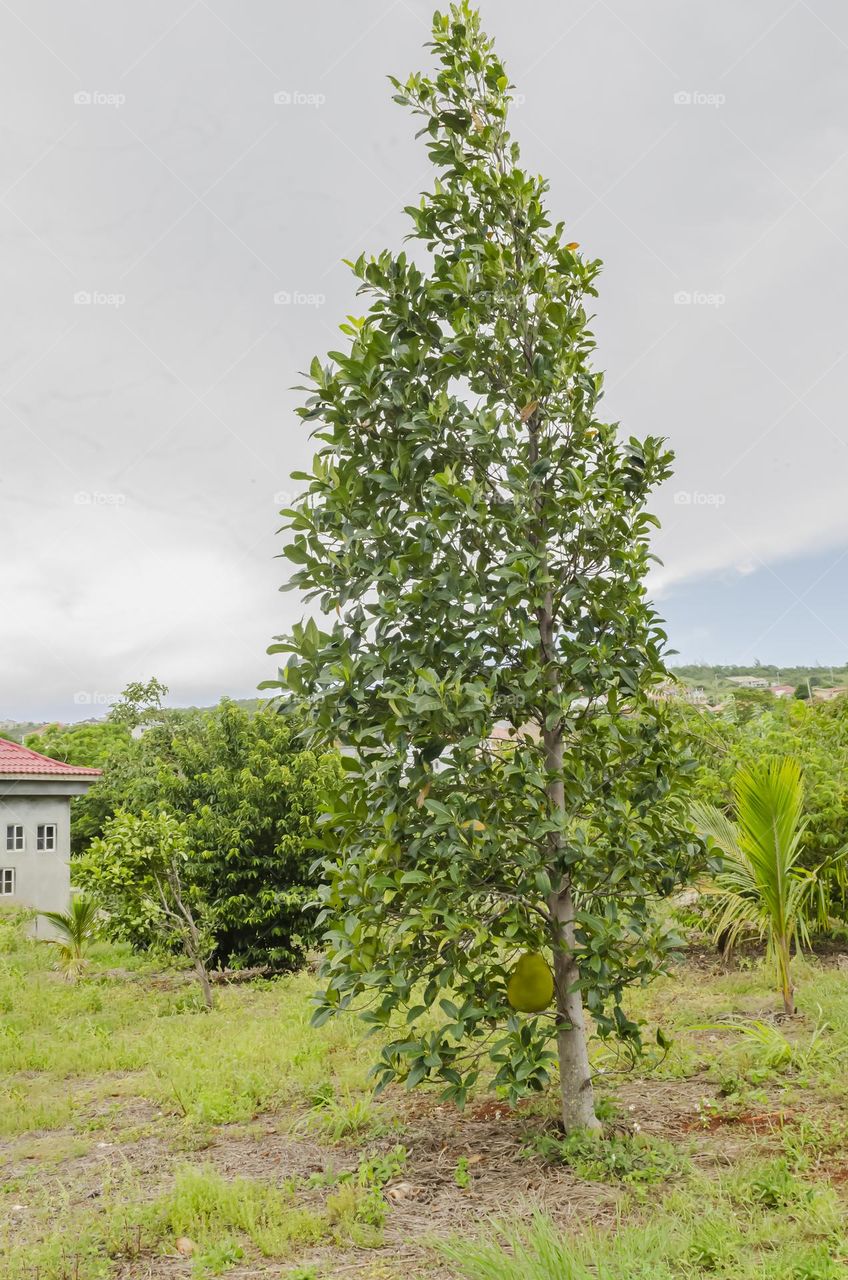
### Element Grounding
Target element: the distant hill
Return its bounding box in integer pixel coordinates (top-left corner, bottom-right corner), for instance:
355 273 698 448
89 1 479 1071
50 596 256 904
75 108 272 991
669 664 848 696
0 719 48 744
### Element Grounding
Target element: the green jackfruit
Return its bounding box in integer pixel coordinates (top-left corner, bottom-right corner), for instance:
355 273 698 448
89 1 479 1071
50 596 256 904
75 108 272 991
506 951 554 1013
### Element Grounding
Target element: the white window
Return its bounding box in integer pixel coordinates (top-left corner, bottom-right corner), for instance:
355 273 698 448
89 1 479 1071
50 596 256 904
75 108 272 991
0 868 14 895
5 825 23 852
36 824 57 852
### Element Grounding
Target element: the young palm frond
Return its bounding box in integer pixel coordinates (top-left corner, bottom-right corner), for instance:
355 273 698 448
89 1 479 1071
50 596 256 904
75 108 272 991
40 895 100 981
692 757 824 1015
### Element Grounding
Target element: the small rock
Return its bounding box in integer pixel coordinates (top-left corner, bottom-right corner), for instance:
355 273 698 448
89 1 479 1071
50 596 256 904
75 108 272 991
386 1181 418 1203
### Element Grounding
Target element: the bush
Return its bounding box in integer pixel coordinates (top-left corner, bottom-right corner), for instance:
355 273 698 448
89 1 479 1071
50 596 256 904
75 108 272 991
75 700 343 969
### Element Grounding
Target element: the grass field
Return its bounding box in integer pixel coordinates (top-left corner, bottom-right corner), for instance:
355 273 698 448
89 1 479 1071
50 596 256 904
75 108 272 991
3 911 848 1280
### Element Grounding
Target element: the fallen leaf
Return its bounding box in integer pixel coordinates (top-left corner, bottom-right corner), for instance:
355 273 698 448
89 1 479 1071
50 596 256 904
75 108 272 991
176 1237 197 1257
519 401 538 422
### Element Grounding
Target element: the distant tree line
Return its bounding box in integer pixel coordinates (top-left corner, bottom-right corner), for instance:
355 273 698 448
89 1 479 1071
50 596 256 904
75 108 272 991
672 662 848 687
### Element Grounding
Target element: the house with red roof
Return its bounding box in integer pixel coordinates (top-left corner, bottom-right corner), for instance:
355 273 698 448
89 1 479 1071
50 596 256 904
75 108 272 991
0 738 101 935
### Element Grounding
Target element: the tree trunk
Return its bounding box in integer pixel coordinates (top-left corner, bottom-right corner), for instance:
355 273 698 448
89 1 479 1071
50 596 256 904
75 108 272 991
777 934 794 1015
544 713 600 1133
531 407 599 1133
549 881 601 1132
184 917 214 1011
177 887 214 1009
193 956 215 1010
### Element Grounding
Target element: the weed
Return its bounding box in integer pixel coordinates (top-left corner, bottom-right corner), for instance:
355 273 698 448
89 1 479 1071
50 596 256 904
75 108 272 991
326 1183 386 1248
687 1214 735 1270
525 1130 688 1185
781 1116 848 1171
159 1165 325 1257
354 1144 407 1188
169 1120 215 1152
306 1079 336 1108
454 1156 471 1189
192 1237 244 1277
735 1158 813 1209
306 1095 386 1142
592 1093 621 1123
781 1243 844 1280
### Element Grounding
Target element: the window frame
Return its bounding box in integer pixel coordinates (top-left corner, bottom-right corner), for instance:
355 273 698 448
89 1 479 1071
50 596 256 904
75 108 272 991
0 868 15 895
5 825 23 853
36 823 57 853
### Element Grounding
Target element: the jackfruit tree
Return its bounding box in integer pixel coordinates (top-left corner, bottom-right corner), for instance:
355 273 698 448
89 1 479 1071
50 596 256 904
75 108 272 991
268 3 699 1131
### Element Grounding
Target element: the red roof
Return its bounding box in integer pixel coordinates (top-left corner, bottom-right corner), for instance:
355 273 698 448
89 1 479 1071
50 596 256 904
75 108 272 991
0 737 101 778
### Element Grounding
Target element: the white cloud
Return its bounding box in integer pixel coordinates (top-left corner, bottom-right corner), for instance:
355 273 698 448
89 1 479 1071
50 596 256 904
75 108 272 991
5 0 848 714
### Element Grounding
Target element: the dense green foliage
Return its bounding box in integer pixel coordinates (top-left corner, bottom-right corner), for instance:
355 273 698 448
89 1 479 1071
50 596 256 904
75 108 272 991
73 700 342 970
76 812 196 949
268 2 699 1128
24 720 133 849
25 720 131 769
684 696 848 871
79 810 217 1004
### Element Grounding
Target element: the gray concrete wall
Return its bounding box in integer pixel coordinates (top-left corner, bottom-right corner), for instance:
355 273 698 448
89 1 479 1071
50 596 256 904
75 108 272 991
0 794 71 937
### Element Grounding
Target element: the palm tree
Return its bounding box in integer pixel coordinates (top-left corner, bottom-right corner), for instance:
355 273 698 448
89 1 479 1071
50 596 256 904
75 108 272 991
693 757 829 1015
40 895 100 981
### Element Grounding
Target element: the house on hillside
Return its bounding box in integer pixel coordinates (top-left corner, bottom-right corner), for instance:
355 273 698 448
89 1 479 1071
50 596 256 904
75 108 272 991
0 739 100 935
648 681 708 706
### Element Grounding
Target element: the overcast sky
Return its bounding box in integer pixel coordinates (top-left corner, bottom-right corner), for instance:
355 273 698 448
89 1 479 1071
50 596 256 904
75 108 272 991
2 0 848 721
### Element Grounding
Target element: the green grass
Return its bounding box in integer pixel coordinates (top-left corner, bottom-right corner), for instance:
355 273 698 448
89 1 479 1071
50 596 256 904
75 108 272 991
440 1162 848 1279
0 919 377 1129
2 908 848 1279
159 1165 329 1257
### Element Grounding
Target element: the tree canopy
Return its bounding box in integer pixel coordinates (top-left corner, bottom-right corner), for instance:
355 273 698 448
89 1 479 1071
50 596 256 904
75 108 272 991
74 699 342 969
